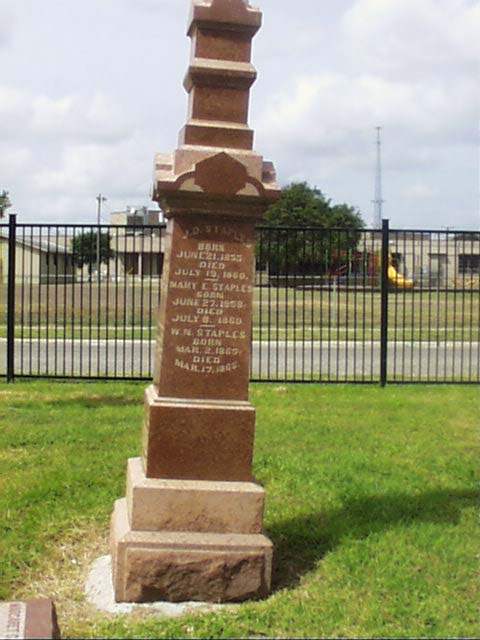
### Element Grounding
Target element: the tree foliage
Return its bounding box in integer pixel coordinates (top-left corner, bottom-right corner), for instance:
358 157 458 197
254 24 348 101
71 231 114 274
260 182 365 276
265 182 364 229
0 190 12 218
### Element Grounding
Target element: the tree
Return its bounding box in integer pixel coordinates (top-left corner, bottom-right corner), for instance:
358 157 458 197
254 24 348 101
0 190 12 218
260 182 365 276
71 231 114 278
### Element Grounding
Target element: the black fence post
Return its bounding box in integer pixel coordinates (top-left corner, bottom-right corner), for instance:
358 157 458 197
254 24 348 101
7 213 16 382
380 218 389 387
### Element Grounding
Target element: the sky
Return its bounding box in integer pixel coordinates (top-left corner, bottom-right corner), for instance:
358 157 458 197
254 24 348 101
0 0 478 229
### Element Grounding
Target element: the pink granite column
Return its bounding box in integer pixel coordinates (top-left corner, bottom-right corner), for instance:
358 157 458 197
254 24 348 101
110 0 279 603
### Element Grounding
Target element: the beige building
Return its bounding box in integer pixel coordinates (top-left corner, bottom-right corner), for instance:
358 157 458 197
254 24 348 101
109 207 165 279
0 232 74 284
0 208 166 283
369 231 480 287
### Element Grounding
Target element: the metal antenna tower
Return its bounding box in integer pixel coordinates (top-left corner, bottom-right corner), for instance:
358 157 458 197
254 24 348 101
373 126 384 229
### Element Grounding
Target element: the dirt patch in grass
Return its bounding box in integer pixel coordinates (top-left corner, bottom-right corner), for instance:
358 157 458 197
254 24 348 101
9 521 229 638
0 449 30 461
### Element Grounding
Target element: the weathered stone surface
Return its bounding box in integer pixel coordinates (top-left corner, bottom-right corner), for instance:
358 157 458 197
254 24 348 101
188 86 250 123
195 153 249 194
192 27 252 63
111 498 272 603
110 0 277 604
178 122 255 151
126 457 265 533
151 216 256 402
123 548 266 603
0 600 61 639
142 387 255 481
188 0 262 33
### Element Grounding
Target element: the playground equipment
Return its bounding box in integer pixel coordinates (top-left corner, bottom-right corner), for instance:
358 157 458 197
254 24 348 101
330 251 414 289
388 253 414 289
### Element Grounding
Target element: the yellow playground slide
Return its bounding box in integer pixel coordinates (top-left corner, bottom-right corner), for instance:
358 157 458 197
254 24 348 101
388 255 414 289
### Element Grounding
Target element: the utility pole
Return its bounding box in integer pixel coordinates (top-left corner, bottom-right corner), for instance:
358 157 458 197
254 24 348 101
373 126 384 230
96 193 107 280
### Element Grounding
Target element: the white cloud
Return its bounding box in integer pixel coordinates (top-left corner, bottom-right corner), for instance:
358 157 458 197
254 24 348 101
0 85 133 144
261 0 478 144
342 0 480 79
33 145 112 195
402 182 436 200
0 86 30 138
0 148 32 180
27 130 156 222
259 71 475 167
0 82 142 221
0 4 13 48
119 0 180 11
31 95 73 132
31 92 133 143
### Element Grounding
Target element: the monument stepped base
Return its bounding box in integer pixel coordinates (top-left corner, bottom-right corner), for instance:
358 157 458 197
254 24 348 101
110 498 273 603
126 457 265 534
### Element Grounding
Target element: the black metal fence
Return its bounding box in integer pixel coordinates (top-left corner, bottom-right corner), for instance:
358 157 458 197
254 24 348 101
1 215 478 384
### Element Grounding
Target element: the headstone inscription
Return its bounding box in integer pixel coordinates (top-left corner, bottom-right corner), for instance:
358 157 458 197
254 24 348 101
110 0 279 603
0 600 61 639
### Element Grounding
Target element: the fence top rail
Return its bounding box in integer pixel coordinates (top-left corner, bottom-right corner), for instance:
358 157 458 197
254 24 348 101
2 215 478 236
256 225 479 235
256 225 375 232
387 228 480 236
8 223 168 230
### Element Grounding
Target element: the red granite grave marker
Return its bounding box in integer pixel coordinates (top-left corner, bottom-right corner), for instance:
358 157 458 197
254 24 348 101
0 600 60 639
110 0 279 602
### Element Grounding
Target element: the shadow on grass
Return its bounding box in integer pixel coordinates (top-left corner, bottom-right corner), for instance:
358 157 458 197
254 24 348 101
35 396 141 408
267 488 478 591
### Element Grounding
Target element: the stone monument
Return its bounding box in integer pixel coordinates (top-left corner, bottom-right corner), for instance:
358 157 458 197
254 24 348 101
110 0 279 603
0 599 60 639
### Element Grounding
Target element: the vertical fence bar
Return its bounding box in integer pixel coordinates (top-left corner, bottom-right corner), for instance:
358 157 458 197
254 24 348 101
7 214 17 382
380 218 390 387
257 227 264 380
20 225 26 376
266 228 272 381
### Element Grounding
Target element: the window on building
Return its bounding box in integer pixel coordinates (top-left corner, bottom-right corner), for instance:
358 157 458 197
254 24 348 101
429 253 448 268
459 254 480 275
123 252 139 275
141 253 164 277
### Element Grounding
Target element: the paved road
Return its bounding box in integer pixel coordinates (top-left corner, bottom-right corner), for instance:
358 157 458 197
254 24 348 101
1 339 478 381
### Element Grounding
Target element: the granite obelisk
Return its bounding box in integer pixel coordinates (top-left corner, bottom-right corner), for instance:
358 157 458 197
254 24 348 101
110 0 279 602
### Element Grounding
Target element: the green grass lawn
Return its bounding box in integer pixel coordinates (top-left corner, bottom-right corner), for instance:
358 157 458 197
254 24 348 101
0 382 478 638
1 286 478 341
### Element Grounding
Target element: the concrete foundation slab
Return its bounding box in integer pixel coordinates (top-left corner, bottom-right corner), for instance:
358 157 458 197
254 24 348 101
86 555 231 616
